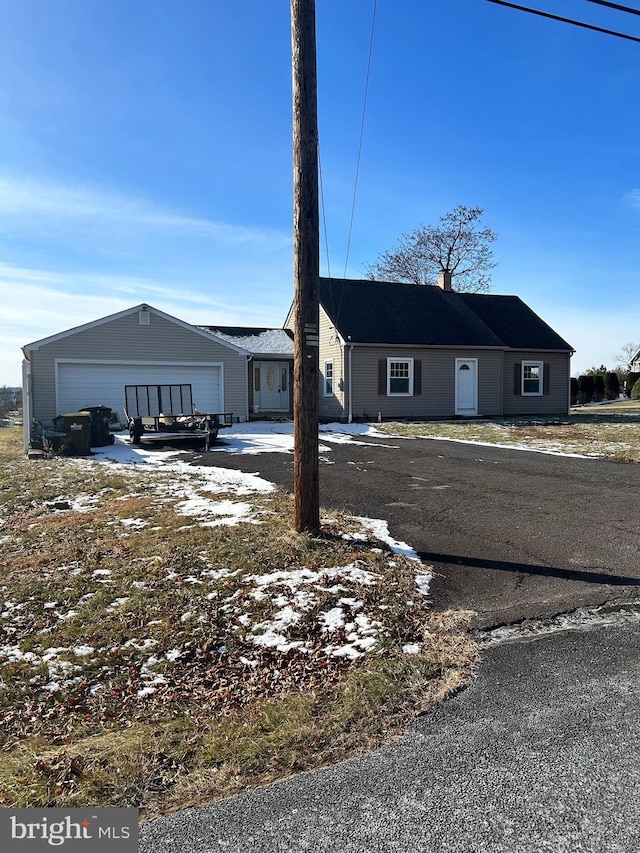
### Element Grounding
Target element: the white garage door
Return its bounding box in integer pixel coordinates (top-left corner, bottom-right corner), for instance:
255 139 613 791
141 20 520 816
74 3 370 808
57 362 223 419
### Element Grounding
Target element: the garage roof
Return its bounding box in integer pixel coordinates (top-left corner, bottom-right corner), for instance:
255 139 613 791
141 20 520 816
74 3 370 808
23 304 250 355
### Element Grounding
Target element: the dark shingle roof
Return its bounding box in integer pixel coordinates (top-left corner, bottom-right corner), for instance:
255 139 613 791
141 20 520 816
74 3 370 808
458 294 573 351
319 278 573 351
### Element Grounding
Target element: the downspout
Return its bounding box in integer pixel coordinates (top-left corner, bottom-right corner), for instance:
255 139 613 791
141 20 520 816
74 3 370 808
21 354 32 454
348 345 353 423
246 355 251 422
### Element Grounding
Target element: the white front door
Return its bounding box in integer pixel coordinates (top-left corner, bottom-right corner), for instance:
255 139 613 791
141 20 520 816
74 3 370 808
254 362 289 412
455 358 478 416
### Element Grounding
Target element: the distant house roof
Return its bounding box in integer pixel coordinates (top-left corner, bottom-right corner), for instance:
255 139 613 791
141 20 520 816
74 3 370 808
199 326 294 357
318 278 573 352
628 345 640 368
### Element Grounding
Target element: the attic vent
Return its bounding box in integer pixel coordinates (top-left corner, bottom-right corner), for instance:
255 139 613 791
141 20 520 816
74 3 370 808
139 309 150 326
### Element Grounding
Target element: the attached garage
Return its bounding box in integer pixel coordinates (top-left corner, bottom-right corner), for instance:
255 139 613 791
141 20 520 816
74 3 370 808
22 304 250 451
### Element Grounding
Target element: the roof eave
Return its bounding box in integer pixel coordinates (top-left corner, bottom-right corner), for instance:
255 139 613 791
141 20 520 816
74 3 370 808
23 304 251 357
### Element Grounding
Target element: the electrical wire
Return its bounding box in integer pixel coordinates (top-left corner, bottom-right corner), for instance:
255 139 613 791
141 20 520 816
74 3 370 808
486 0 640 42
584 0 640 16
318 142 331 279
343 0 377 279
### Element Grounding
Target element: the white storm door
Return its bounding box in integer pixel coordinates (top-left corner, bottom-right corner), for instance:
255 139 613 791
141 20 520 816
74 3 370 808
455 358 478 416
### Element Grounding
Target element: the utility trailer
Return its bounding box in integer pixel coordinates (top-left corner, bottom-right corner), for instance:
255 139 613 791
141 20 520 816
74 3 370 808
124 384 233 450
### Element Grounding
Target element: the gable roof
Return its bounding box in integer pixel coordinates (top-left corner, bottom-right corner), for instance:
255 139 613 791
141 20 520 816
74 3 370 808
457 293 573 351
319 278 573 352
199 326 294 357
22 304 250 355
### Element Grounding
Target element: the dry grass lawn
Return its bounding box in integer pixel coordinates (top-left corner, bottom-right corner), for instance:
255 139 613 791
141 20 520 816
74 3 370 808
375 400 640 463
0 425 477 819
6 401 632 816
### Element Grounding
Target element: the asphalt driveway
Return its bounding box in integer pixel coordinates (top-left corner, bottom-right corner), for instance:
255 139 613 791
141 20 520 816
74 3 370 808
139 614 640 852
198 432 640 628
138 432 640 851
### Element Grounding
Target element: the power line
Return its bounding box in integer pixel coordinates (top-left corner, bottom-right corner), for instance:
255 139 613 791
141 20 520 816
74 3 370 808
486 0 640 42
584 0 640 17
318 142 331 278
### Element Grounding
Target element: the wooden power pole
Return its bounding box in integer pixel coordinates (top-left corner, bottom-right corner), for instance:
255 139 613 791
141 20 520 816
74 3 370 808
291 0 320 533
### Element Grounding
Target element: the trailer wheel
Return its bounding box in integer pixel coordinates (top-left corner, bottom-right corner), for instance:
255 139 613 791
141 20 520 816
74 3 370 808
203 429 218 452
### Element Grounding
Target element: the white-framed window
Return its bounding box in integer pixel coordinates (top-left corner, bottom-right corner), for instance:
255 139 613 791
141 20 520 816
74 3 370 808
522 361 543 395
324 360 334 396
387 358 414 396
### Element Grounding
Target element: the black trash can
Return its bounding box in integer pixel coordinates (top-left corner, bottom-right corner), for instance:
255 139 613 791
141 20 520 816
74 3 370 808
80 405 114 447
58 412 92 456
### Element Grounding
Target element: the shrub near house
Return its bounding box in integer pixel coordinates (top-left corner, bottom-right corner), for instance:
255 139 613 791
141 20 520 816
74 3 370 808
626 373 640 398
604 372 620 401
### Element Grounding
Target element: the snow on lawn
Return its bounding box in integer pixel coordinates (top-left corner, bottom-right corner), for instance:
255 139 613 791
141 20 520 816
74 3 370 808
79 433 275 528
0 541 433 699
0 424 438 699
92 434 274 494
419 434 594 459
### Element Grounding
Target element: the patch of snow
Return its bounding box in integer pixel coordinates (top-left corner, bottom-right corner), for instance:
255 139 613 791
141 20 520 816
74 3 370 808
415 574 431 596
175 496 254 527
320 607 345 631
246 563 379 592
106 597 129 612
421 434 593 459
352 516 420 561
120 517 148 529
123 638 157 651
248 605 304 652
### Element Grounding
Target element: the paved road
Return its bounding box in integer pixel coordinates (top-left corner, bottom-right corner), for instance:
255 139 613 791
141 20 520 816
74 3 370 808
139 614 640 852
198 433 640 628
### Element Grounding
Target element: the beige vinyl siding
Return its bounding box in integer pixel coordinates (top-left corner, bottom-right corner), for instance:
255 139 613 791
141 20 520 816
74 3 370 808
28 311 248 422
318 307 346 420
503 351 571 416
350 348 504 420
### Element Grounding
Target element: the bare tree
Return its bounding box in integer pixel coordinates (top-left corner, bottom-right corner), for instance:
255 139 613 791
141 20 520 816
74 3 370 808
365 205 497 293
615 342 640 370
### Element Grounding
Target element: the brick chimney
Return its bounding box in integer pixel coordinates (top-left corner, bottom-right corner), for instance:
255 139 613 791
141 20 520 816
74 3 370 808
438 270 452 291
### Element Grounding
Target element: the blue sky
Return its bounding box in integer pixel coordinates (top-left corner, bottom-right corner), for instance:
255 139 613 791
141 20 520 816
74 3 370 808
2 0 640 386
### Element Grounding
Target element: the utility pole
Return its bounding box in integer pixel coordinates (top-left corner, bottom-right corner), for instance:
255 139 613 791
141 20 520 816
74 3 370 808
291 0 320 533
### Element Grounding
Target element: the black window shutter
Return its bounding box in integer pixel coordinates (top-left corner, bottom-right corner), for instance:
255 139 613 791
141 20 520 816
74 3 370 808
378 360 386 396
543 363 550 395
514 362 521 395
414 360 422 395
